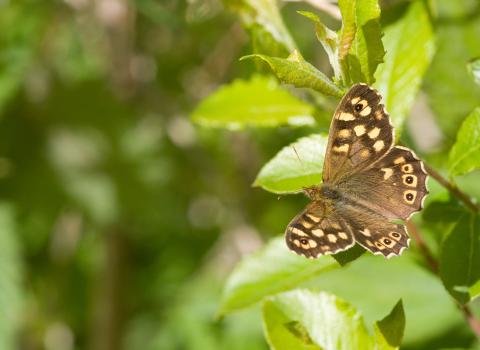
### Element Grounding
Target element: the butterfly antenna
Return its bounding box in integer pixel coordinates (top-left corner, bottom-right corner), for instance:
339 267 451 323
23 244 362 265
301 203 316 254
292 145 313 191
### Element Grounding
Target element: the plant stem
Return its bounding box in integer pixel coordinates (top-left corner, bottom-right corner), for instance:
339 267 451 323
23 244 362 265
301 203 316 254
424 164 480 213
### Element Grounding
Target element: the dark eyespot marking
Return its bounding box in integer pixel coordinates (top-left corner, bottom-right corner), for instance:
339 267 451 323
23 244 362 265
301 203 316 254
392 232 400 238
406 193 414 201
354 104 363 112
405 176 414 184
300 238 308 245
384 238 391 245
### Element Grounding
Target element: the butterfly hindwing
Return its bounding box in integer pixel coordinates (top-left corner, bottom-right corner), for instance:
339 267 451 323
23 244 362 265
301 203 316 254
323 84 394 184
285 202 354 258
335 203 410 258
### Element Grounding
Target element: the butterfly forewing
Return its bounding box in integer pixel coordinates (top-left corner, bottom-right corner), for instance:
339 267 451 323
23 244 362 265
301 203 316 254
323 84 394 184
341 146 429 220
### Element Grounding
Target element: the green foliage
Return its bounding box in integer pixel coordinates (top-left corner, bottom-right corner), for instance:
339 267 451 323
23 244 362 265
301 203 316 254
242 51 343 97
374 0 435 129
254 134 327 193
219 237 339 315
449 108 480 176
440 213 480 303
468 58 480 86
2 0 480 348
338 0 385 85
191 76 315 129
262 290 404 350
0 204 22 349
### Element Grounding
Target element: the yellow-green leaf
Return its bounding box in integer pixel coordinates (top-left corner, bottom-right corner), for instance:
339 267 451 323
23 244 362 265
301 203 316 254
449 108 480 176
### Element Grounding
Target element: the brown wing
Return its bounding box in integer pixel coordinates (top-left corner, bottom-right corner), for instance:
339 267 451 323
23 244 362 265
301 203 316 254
323 84 394 184
285 202 355 258
335 201 410 258
338 146 429 221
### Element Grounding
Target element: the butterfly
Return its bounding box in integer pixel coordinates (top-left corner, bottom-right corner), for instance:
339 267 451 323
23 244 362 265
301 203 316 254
285 83 428 259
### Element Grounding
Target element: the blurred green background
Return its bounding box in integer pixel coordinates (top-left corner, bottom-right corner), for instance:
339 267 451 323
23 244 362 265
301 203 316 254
0 0 479 349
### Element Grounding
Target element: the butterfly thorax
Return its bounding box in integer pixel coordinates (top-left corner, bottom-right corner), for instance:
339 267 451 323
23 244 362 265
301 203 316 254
304 184 341 202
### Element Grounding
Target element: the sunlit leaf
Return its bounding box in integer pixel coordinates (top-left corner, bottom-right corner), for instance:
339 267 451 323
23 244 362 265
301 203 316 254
424 0 480 138
297 11 341 81
242 51 343 97
338 0 385 85
218 238 339 316
467 57 480 86
222 0 295 55
263 290 402 350
374 300 405 349
374 0 435 129
440 213 480 303
449 108 480 176
254 134 327 193
191 76 315 129
307 255 463 344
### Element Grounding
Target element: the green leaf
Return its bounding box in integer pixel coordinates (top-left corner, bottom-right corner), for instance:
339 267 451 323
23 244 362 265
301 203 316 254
254 134 327 194
307 255 463 344
297 11 341 81
448 108 480 176
467 57 480 86
218 237 339 316
262 290 402 350
191 76 315 129
0 203 23 349
338 0 385 85
424 0 480 139
440 213 480 304
242 52 344 97
374 300 405 349
222 0 295 56
374 0 435 130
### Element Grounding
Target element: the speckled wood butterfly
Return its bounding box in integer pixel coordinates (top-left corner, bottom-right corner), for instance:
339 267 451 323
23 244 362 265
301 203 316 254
286 84 428 258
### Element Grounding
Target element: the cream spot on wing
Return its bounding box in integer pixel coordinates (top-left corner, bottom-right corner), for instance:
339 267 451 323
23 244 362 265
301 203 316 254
301 221 313 229
381 168 393 180
373 140 385 152
404 190 417 204
291 227 308 236
306 214 321 223
301 242 310 249
351 97 360 105
332 223 342 230
401 164 414 173
353 125 366 136
375 110 383 120
293 240 301 247
394 156 406 164
366 240 374 247
360 149 370 158
327 234 337 243
338 112 355 121
375 241 386 250
338 129 351 138
360 229 371 237
320 245 329 251
402 174 417 187
312 229 324 237
308 239 318 248
333 144 349 153
368 127 380 139
338 232 348 240
359 106 372 116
